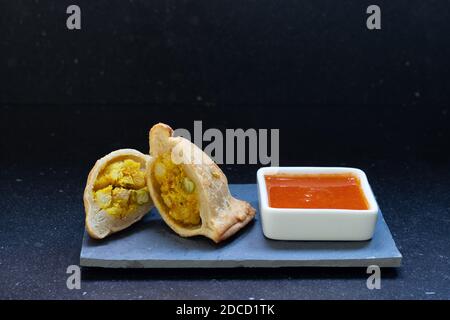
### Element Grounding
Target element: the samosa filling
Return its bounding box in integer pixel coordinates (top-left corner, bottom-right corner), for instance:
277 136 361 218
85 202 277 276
153 153 200 226
93 159 150 218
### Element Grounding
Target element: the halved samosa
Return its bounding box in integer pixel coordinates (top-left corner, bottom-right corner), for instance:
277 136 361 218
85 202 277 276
84 149 153 239
147 123 256 243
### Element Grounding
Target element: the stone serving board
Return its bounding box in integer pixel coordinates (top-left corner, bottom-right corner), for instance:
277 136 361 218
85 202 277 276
80 184 402 268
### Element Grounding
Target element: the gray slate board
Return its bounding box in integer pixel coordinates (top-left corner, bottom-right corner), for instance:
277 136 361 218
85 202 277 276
80 184 402 268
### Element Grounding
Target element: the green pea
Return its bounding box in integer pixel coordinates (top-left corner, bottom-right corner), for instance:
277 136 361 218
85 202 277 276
183 177 195 193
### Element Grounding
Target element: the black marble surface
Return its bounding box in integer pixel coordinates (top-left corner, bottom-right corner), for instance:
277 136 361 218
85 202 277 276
1 105 449 299
0 156 449 299
1 1 450 299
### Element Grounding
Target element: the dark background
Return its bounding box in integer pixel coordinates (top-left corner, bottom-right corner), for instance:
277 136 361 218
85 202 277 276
0 1 449 299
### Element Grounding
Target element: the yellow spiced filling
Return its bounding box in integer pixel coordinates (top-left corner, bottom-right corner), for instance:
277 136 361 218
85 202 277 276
93 159 150 218
153 153 200 226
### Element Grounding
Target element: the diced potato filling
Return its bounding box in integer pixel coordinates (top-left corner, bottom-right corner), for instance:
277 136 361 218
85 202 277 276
153 153 200 226
93 159 150 218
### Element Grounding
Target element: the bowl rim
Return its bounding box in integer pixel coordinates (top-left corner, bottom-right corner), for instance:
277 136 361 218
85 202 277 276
257 166 379 214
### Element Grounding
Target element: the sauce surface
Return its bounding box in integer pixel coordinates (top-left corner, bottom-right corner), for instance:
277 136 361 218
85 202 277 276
265 174 369 210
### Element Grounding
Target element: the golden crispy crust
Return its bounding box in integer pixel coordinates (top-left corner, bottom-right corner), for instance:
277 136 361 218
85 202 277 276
84 149 153 239
209 199 255 243
147 123 256 243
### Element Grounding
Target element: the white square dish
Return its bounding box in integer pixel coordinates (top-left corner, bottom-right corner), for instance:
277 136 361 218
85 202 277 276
257 167 379 241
